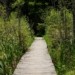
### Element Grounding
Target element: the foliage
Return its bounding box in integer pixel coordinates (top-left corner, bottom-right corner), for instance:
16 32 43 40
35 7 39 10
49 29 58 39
0 0 74 75
44 8 74 75
36 23 45 36
0 12 33 75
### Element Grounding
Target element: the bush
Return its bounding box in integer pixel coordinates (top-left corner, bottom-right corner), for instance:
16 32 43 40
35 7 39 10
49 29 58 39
0 12 34 75
44 7 73 75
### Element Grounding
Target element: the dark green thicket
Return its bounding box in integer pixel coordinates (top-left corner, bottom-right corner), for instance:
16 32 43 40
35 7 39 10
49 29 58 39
0 0 63 36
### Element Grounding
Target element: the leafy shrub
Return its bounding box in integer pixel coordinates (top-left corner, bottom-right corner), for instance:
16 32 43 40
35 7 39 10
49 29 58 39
44 7 73 75
0 12 34 75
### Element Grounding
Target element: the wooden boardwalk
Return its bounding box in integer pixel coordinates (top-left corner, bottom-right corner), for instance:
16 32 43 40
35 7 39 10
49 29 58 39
13 37 57 75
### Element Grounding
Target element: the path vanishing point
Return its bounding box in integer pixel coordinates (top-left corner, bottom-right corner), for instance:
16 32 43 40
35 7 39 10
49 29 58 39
13 37 57 75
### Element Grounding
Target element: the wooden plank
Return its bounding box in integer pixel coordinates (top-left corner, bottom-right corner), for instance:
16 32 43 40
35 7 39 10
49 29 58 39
13 37 57 75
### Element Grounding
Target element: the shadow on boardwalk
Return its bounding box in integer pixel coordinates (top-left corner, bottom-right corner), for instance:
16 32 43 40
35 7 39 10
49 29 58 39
13 37 57 75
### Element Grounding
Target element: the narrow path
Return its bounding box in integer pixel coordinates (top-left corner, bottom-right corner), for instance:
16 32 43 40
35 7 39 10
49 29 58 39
13 37 57 75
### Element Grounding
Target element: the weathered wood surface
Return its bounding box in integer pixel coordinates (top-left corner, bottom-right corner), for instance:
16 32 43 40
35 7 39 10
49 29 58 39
13 37 57 75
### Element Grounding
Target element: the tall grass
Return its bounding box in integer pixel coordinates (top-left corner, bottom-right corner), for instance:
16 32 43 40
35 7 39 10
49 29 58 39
43 8 74 75
0 12 34 75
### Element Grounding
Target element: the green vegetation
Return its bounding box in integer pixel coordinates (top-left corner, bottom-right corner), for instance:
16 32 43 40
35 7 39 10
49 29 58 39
0 11 33 75
44 8 75 75
0 0 75 75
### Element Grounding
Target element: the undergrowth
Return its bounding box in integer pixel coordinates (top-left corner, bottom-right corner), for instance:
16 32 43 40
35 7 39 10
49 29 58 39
0 12 34 75
44 8 75 75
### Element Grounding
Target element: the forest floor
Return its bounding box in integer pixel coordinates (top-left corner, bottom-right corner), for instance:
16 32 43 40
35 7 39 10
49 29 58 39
13 37 57 75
